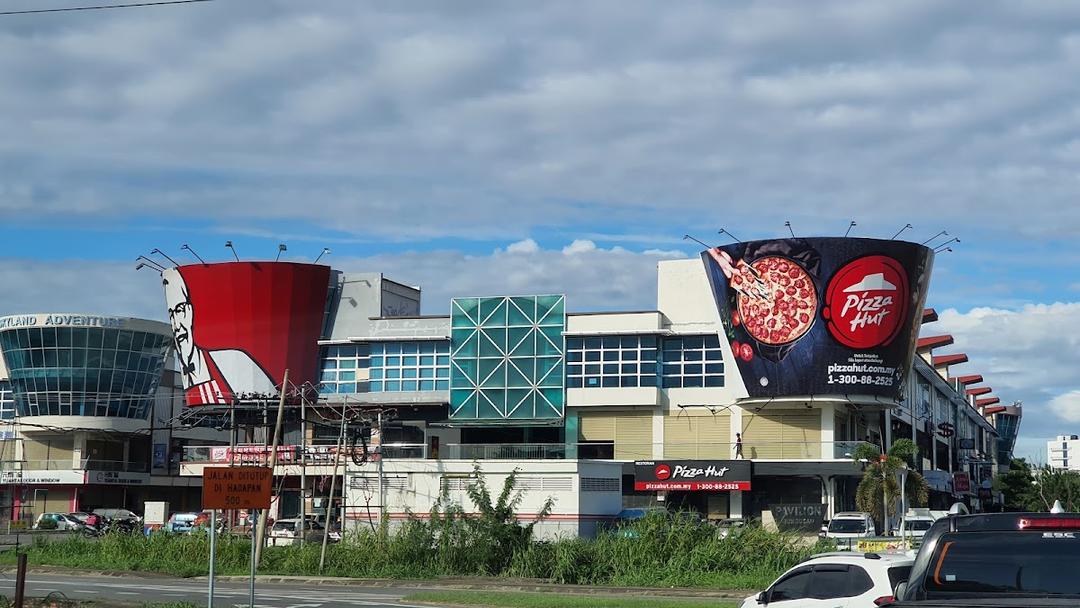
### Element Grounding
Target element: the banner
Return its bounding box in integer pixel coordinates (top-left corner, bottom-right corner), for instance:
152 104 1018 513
162 262 330 406
702 238 933 402
633 460 751 491
953 472 971 493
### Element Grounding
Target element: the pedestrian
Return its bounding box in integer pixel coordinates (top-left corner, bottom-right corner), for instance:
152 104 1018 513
734 433 744 459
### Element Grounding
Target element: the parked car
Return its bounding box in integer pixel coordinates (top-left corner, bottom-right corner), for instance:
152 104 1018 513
825 512 878 549
93 508 141 523
165 511 200 533
269 518 341 543
742 551 913 608
33 512 84 531
895 503 1080 604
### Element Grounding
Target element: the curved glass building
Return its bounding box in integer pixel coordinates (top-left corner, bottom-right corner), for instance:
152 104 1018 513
0 315 172 420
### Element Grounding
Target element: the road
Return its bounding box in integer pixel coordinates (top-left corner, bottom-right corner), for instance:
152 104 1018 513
1 573 438 608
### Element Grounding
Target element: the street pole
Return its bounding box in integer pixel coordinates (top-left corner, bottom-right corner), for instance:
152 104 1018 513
300 391 307 545
254 369 289 568
319 402 348 573
248 509 256 608
208 509 217 608
899 467 908 548
377 410 384 525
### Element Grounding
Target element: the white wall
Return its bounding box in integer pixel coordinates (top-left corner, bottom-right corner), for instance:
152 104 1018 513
345 459 623 539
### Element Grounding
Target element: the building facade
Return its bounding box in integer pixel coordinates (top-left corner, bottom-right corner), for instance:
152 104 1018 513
0 314 213 522
176 238 1020 536
1048 435 1080 471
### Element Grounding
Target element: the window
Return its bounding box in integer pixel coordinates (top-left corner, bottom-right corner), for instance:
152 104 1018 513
317 343 371 394
368 341 449 393
565 335 658 389
808 566 852 599
887 566 911 590
924 532 1080 595
770 568 811 602
660 335 724 388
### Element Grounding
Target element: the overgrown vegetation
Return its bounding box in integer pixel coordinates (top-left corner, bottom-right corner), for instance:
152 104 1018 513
1 465 830 591
996 457 1080 512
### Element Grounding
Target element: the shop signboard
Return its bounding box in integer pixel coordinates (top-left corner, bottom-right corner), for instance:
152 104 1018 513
702 238 933 402
633 460 751 491
153 444 167 469
0 470 84 485
86 471 150 485
957 438 976 450
922 470 953 493
771 503 826 533
953 472 971 493
162 262 331 407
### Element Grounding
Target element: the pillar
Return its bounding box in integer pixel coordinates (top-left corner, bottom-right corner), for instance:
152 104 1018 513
730 490 743 519
652 409 663 459
820 403 836 459
73 432 87 469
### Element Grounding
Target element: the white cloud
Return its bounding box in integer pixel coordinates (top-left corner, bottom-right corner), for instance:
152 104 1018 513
506 238 540 254
562 239 597 255
935 303 1080 441
1050 390 1080 423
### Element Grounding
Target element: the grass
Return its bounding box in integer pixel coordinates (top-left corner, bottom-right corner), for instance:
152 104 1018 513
0 515 828 592
402 591 740 608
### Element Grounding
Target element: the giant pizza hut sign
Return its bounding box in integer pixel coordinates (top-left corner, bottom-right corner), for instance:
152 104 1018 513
634 460 752 491
702 238 933 402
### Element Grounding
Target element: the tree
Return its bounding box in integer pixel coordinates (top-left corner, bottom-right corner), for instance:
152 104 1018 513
853 439 929 532
1027 466 1080 513
993 457 1034 511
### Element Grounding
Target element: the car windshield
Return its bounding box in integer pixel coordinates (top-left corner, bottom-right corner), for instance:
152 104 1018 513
829 519 867 533
924 531 1080 596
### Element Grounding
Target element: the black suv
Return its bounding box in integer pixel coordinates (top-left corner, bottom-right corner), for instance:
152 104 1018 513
893 511 1080 606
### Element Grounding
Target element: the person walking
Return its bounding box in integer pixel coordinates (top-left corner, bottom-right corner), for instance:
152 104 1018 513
734 433 744 459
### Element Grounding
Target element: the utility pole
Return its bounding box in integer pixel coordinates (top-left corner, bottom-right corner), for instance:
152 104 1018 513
254 369 289 567
319 401 347 573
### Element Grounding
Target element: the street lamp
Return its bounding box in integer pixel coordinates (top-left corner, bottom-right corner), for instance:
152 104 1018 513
898 463 909 546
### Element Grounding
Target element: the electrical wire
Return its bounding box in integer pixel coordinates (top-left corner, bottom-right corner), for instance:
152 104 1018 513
0 0 214 16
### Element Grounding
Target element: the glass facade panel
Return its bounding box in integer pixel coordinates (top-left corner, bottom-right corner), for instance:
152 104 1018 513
450 295 566 420
0 325 171 420
565 335 661 389
659 335 725 389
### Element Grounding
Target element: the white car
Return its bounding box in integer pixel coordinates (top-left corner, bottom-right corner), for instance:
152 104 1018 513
269 518 341 544
741 552 913 608
825 512 877 549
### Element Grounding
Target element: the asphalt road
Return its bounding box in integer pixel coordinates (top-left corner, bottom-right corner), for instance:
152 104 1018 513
1 573 436 608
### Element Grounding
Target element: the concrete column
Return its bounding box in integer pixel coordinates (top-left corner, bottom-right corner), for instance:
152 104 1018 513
821 403 836 460
122 439 130 471
73 432 87 469
652 407 664 459
825 477 836 518
564 414 579 460
730 490 743 519
884 408 893 449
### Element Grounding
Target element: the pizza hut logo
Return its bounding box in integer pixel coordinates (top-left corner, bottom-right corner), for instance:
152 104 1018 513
823 255 909 349
654 464 671 480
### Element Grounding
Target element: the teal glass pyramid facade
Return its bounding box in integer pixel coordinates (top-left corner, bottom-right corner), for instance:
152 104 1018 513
449 295 565 421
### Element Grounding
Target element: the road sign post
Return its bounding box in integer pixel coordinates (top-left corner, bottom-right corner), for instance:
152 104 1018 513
202 466 272 608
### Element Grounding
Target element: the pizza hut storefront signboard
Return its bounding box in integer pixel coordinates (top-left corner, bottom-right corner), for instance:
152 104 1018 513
702 237 934 402
634 460 752 491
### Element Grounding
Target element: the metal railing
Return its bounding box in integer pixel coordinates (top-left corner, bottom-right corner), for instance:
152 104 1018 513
1 458 148 472
179 440 873 464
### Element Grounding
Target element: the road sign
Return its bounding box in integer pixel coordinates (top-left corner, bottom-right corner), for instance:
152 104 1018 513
202 466 272 510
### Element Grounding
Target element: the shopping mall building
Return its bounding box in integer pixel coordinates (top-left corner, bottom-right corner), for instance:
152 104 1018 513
165 237 1022 537
0 237 1021 532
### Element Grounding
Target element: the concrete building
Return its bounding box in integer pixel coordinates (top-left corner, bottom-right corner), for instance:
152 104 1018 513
1048 435 1080 471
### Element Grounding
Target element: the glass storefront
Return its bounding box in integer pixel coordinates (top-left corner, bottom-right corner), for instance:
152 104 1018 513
0 326 171 419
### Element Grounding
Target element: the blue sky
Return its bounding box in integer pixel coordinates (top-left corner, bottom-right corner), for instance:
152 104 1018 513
1 0 1079 461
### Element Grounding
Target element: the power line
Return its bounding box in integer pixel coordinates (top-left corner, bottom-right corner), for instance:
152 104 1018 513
0 0 213 17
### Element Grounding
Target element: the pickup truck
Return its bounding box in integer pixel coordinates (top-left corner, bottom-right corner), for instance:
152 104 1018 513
888 508 1080 607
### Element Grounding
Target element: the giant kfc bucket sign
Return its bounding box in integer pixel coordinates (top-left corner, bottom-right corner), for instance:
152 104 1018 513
702 238 933 402
162 262 331 406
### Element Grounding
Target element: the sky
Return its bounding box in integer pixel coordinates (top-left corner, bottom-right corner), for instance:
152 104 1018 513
1 0 1078 461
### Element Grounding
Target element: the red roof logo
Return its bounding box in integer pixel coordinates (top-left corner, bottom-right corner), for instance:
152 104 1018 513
823 255 910 349
655 464 671 480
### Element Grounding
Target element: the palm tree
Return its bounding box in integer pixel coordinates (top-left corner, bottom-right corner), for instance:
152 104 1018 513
852 439 929 534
